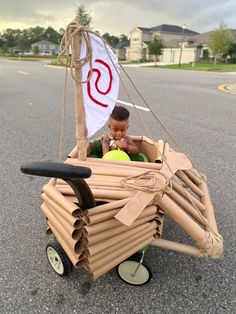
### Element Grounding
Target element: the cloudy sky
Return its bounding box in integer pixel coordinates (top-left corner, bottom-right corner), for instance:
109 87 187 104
0 0 236 35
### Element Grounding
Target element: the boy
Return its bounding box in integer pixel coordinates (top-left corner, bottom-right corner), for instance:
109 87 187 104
102 106 139 156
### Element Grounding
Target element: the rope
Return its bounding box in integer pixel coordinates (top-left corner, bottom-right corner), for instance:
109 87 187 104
58 21 93 84
58 65 68 162
121 171 170 193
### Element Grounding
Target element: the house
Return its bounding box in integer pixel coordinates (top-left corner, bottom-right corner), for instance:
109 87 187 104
113 40 130 60
191 29 236 59
31 40 59 55
126 24 199 61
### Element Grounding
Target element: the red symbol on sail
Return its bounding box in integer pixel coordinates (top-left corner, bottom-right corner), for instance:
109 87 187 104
87 59 113 108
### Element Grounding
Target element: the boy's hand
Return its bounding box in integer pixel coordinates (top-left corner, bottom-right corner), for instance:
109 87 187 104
116 139 127 150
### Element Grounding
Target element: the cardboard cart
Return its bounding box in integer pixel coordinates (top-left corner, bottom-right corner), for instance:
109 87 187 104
20 22 223 285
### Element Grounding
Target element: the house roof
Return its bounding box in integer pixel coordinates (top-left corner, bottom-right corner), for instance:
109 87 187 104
114 40 130 49
192 29 236 46
136 24 199 35
32 40 59 46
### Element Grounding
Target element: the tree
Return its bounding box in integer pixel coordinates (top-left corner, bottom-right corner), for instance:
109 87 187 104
43 26 62 43
102 32 119 47
208 23 233 66
148 35 165 64
74 4 92 28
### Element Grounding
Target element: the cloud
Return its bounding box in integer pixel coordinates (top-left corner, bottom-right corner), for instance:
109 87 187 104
0 0 235 35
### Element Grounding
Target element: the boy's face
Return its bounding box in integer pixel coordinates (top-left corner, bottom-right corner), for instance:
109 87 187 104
108 118 129 140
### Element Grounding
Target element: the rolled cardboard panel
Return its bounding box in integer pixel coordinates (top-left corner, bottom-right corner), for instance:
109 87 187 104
85 204 157 226
87 222 157 256
87 224 157 264
156 139 165 163
91 235 154 279
42 193 81 228
41 202 82 240
171 180 206 212
85 206 157 245
83 213 157 236
175 171 204 197
87 227 157 272
42 184 80 216
47 221 80 266
151 238 205 257
199 181 219 234
159 194 206 243
166 187 208 227
183 169 203 185
85 157 162 170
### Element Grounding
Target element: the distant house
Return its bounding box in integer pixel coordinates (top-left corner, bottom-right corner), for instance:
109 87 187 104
191 29 236 59
113 40 130 60
31 40 59 55
126 24 199 61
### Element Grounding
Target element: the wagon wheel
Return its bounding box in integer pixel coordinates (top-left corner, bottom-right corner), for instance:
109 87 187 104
116 253 153 285
46 241 73 276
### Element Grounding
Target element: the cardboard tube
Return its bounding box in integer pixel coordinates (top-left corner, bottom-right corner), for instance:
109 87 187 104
84 208 119 225
171 180 206 212
183 169 203 185
87 222 156 256
199 181 219 233
166 187 208 227
42 184 79 216
41 202 82 240
47 221 80 266
46 226 52 235
87 227 156 272
156 140 165 163
151 238 205 257
85 206 157 245
159 194 206 243
84 198 130 216
41 193 81 228
175 171 205 197
65 159 148 177
91 189 134 200
91 235 154 279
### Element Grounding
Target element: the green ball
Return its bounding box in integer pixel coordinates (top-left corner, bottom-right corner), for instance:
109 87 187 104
102 150 131 161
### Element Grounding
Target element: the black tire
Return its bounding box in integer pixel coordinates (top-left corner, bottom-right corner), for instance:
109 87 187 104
46 241 73 276
116 253 153 285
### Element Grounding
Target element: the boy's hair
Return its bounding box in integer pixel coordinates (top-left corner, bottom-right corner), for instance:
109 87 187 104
110 106 130 121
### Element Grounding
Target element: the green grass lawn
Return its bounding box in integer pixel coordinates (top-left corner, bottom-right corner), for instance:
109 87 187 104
150 63 236 72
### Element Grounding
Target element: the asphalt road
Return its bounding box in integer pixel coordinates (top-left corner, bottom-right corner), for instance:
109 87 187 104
0 59 235 314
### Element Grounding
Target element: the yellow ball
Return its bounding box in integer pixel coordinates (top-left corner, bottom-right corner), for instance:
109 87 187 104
102 150 131 161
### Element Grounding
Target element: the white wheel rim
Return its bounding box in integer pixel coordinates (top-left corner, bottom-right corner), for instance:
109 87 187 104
47 247 64 275
118 261 149 285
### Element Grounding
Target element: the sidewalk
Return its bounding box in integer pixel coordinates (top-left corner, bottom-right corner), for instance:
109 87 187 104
122 62 170 67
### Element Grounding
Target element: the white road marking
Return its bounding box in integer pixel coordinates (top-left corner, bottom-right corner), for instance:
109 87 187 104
18 71 29 75
117 99 150 112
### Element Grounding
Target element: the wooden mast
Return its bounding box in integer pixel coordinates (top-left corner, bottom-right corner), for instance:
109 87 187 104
72 31 88 161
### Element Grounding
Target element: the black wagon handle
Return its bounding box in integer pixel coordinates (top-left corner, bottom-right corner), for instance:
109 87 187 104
20 161 96 210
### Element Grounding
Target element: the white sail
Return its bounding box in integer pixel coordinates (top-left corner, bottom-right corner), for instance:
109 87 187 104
80 33 120 138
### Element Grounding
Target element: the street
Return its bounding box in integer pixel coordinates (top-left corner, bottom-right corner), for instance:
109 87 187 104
0 59 235 314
